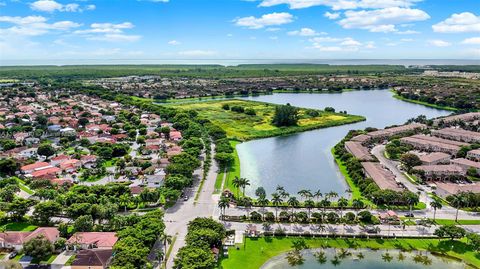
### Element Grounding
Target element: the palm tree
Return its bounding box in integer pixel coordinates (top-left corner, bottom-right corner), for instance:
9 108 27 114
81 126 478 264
430 200 442 222
232 177 242 198
450 194 465 222
304 199 315 219
240 178 251 197
337 197 349 219
242 197 253 219
271 192 283 221
287 196 300 216
313 190 323 203
276 185 289 200
406 192 420 217
352 199 364 221
327 191 338 203
257 196 269 221
160 234 172 267
119 193 130 212
298 189 312 201
218 196 230 220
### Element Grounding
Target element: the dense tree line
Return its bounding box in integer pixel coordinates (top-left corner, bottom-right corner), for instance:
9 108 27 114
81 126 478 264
174 217 226 269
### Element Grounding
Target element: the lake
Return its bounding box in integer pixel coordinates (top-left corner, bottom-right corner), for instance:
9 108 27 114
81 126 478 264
261 248 468 269
236 90 451 197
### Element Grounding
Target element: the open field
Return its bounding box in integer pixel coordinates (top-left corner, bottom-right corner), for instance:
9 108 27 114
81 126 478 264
220 237 480 269
168 99 365 141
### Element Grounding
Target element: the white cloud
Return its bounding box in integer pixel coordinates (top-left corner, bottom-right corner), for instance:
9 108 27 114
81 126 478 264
168 40 181 45
0 15 80 36
309 36 369 52
234 12 293 29
396 30 420 34
338 7 430 32
400 38 413 42
87 34 141 42
324 11 340 19
428 39 451 47
74 22 140 42
432 12 480 33
258 0 422 10
178 50 217 57
30 0 95 12
461 37 480 45
287 27 324 36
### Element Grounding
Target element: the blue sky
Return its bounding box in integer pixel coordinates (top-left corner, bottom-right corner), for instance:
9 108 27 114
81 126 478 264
0 0 479 62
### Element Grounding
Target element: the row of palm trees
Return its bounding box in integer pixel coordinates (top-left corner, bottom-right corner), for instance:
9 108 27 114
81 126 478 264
219 184 367 221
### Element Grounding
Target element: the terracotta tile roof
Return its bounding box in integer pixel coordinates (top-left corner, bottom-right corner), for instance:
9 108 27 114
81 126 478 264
67 232 118 248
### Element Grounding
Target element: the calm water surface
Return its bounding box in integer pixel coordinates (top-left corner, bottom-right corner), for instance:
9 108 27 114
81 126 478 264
237 90 451 197
261 249 468 269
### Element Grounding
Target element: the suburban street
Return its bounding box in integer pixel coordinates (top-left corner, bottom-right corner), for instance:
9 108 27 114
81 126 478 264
162 144 220 268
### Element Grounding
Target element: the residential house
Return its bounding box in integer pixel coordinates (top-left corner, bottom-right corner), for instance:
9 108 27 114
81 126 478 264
417 152 451 165
435 182 480 199
71 249 113 269
344 141 375 162
467 149 480 161
0 227 59 251
362 162 403 191
413 164 466 180
21 162 51 174
67 232 118 251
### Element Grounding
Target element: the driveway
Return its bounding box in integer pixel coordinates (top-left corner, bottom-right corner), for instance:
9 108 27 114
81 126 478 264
50 251 74 269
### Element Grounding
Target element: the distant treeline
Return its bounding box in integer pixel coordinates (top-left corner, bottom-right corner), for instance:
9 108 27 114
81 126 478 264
0 64 413 79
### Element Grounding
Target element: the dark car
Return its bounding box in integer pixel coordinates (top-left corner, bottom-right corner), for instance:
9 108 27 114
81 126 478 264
404 213 414 218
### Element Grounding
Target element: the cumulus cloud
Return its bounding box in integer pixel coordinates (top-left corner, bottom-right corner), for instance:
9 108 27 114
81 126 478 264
309 36 370 52
287 27 325 36
432 12 480 33
338 7 430 32
461 37 480 45
74 22 140 42
0 15 80 36
428 39 451 47
324 12 340 19
234 12 294 29
30 0 95 13
258 0 422 10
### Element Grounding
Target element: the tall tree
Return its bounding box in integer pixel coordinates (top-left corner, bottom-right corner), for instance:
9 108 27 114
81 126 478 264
430 200 442 222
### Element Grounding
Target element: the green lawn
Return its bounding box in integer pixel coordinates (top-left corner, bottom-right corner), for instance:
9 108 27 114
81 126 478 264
434 219 480 225
331 147 373 207
14 178 34 195
31 254 58 265
167 99 365 141
220 237 480 269
223 141 241 195
1 222 38 231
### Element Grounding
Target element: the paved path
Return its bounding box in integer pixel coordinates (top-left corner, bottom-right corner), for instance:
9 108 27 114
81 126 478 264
163 144 220 269
50 251 74 269
223 222 480 238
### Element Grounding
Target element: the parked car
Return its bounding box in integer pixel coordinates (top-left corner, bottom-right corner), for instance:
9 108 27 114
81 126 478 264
183 195 189 201
8 251 17 259
404 213 414 218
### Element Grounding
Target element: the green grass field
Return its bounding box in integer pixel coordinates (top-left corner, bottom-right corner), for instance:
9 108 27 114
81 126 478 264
220 237 480 269
1 222 38 231
168 99 365 141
